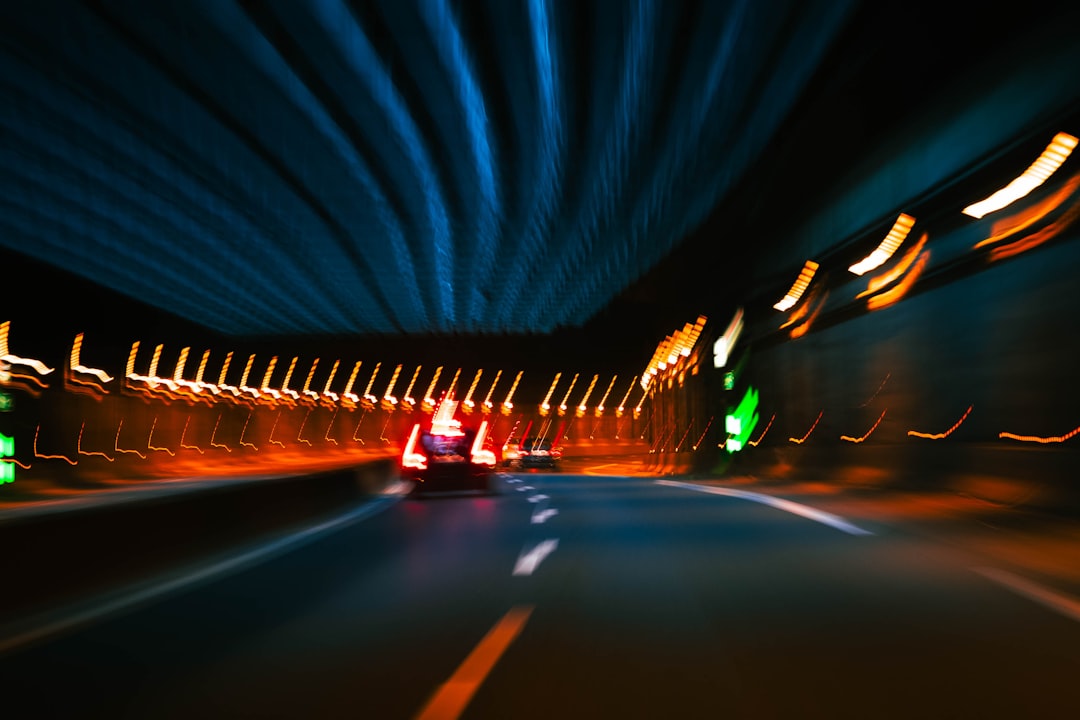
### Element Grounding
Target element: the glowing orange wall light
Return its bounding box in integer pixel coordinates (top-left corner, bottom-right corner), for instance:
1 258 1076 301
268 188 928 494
963 132 1078 219
849 214 916 275
774 260 819 312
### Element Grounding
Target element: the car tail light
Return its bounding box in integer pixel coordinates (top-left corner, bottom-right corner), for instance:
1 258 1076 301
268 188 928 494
402 423 427 470
471 420 497 466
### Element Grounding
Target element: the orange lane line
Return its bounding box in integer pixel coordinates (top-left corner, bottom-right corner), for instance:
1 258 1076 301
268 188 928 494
415 605 534 720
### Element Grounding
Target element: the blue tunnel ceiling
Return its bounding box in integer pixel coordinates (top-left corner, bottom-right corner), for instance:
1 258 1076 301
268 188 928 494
4 0 1075 360
1 0 863 340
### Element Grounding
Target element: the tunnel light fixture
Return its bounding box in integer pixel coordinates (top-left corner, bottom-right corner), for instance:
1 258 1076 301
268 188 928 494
595 375 617 416
462 369 483 410
848 214 916 275
963 132 1078 219
576 374 599 416
773 261 819 311
481 369 502 412
423 366 443 408
401 364 420 407
501 371 523 414
713 307 744 368
540 372 561 415
908 405 973 439
558 373 579 415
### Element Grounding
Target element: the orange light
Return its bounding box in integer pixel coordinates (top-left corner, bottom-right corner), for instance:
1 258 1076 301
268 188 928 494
748 413 775 447
999 424 1080 444
963 132 1078 218
908 405 973 439
788 411 823 444
849 214 916 275
840 409 887 443
774 260 819 312
866 250 930 310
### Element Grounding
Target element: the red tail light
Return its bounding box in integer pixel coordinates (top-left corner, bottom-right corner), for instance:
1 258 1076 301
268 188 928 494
402 423 427 470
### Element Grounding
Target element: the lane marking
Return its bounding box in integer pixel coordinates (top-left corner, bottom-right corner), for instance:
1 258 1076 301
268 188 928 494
0 494 401 656
531 508 559 524
656 479 872 536
513 539 559 576
973 566 1080 623
526 493 549 503
415 605 534 720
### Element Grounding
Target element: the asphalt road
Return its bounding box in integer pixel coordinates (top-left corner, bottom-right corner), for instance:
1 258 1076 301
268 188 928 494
2 471 1078 719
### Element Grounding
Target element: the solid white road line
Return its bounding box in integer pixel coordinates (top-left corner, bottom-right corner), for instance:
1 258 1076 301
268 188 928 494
513 539 559 576
973 566 1080 623
656 479 872 536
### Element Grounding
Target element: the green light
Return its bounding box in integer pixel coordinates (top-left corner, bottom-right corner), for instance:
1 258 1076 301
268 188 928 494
724 386 759 454
0 432 13 484
723 372 734 390
0 391 12 412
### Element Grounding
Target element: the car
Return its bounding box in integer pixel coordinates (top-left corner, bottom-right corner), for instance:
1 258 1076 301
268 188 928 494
502 436 562 470
400 397 498 496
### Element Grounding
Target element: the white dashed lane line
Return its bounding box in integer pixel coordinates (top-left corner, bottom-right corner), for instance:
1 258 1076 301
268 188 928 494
513 539 559 576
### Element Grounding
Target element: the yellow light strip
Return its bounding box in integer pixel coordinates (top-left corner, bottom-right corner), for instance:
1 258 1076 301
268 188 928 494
617 376 637 415
963 132 1078 219
423 366 443 407
774 260 819 312
840 409 887 443
482 369 502 411
262 356 278 389
324 359 341 395
576 374 599 415
502 371 523 412
402 364 420 406
540 372 561 413
596 375 617 414
908 405 973 439
446 368 462 398
219 352 233 386
558 373 579 414
382 363 402 404
363 362 382 403
849 214 916 275
173 347 190 383
463 369 483 408
1 321 54 375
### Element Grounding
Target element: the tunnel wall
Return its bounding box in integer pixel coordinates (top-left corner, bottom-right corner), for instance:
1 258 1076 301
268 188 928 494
733 213 1080 514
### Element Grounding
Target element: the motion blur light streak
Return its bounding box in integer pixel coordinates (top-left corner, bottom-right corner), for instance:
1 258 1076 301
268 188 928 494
78 422 113 461
147 418 176 456
962 132 1078 218
858 372 891 408
34 425 77 465
114 420 147 459
788 288 828 339
848 213 916 275
748 413 776 447
974 171 1080 250
180 417 206 453
773 259 819 311
988 195 1080 262
865 249 930 310
789 410 824 444
840 409 887 443
999 424 1080 444
907 405 973 439
857 233 928 299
